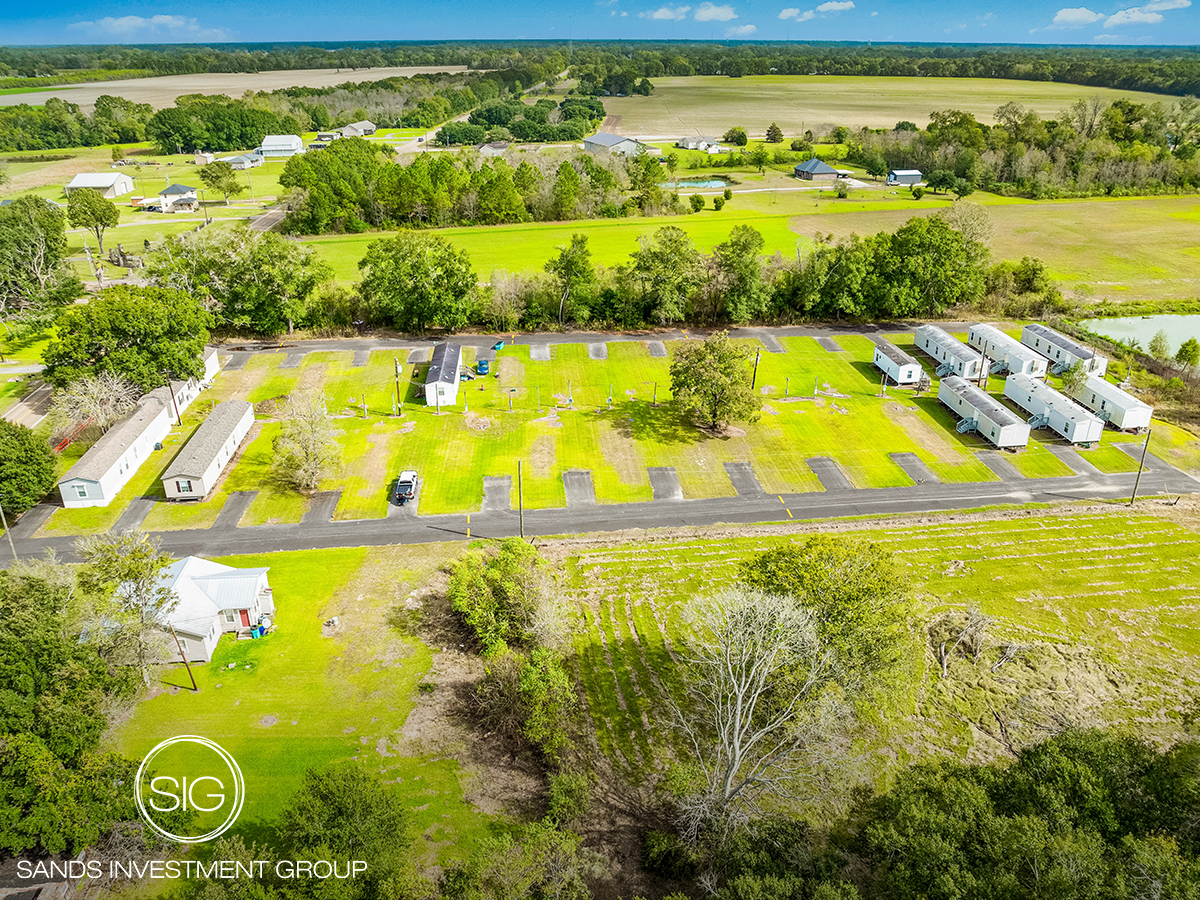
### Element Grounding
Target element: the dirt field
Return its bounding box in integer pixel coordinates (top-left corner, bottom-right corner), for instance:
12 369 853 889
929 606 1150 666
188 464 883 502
0 65 470 109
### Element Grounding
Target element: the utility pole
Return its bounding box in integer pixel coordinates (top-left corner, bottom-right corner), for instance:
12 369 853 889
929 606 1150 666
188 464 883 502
394 357 401 412
169 624 198 692
1129 428 1152 506
0 494 17 563
653 382 658 407
518 459 525 539
751 349 761 390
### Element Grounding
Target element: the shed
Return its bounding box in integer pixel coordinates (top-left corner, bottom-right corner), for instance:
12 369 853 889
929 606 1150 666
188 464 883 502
65 172 135 199
317 132 341 142
258 135 305 157
793 158 838 180
914 325 984 380
582 132 647 157
1021 324 1108 376
160 557 274 663
937 375 1030 449
1002 374 1104 444
1067 375 1153 431
424 342 462 407
872 340 925 385
162 400 255 500
477 141 511 157
967 323 1048 377
194 151 215 166
887 169 922 186
341 120 376 137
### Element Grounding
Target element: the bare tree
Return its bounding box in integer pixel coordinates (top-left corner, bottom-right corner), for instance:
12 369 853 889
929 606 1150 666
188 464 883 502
1064 96 1107 140
273 390 341 493
668 587 848 844
929 607 993 677
50 371 140 435
937 201 995 248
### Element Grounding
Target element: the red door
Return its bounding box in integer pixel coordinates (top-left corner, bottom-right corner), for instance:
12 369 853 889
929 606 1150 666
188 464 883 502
239 609 251 627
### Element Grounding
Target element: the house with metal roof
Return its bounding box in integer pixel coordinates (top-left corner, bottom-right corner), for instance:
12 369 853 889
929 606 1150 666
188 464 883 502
222 153 264 170
65 172 135 199
937 375 1030 449
477 141 511 157
887 169 923 186
258 135 305 157
1021 324 1108 376
1003 373 1104 444
914 325 984 380
157 184 199 213
162 400 255 500
341 120 376 137
160 556 274 663
582 132 648 157
1067 375 1153 431
425 343 463 407
793 158 838 180
675 135 730 153
872 339 925 385
967 323 1048 378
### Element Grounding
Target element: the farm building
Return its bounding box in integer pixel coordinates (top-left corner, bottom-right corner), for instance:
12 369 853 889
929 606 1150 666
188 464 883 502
914 325 984 380
425 342 462 407
793 158 838 180
160 557 274 663
223 154 263 170
161 400 255 500
1067 375 1153 431
57 349 220 508
477 141 510 157
341 120 376 137
675 136 730 153
157 184 199 213
194 151 214 165
1021 324 1108 376
937 375 1030 449
258 135 305 157
583 132 649 156
1002 374 1105 444
872 340 925 385
967 323 1048 377
65 172 135 199
887 169 922 186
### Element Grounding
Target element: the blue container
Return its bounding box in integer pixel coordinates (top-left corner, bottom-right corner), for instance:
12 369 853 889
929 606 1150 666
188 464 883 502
493 340 505 350
477 359 490 375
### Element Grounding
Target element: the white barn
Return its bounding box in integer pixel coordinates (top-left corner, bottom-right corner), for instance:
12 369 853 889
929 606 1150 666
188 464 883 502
967 323 1048 377
1002 373 1105 444
341 120 376 137
65 172 135 199
1021 324 1108 376
258 135 305 157
914 325 984 380
872 340 924 385
160 556 274 663
161 400 255 500
425 343 462 407
938 375 1030 449
583 132 648 157
1067 375 1153 431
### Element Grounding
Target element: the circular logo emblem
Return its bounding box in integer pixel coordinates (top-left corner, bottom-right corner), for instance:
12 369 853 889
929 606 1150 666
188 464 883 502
135 736 245 844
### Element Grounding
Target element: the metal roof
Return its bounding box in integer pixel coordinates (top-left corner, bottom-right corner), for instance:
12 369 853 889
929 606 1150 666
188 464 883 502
1024 323 1095 360
889 169 922 176
426 342 462 386
940 375 1024 427
160 556 269 637
874 339 919 367
915 325 982 364
159 184 196 196
59 386 172 484
1006 373 1097 422
970 323 1042 366
162 400 253 480
795 157 838 174
66 173 127 188
585 132 633 147
261 134 302 148
344 120 375 130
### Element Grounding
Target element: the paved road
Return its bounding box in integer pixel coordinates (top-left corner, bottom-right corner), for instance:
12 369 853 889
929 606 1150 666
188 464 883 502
248 206 288 232
1 380 53 428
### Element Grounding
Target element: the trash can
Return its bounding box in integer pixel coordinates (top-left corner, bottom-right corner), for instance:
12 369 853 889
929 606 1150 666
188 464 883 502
477 359 490 375
493 340 505 350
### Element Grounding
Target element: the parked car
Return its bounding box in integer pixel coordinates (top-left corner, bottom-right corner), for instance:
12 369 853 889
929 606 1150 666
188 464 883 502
395 470 418 505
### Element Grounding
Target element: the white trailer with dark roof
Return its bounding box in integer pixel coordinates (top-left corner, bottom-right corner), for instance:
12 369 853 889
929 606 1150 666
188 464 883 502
1002 373 1104 444
937 375 1030 448
1067 375 1153 431
1021 324 1108 376
425 343 462 407
914 325 984 380
162 400 255 499
872 340 925 385
967 323 1048 377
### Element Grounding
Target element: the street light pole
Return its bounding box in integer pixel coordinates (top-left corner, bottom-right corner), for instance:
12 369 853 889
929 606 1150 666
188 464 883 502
1129 428 1152 506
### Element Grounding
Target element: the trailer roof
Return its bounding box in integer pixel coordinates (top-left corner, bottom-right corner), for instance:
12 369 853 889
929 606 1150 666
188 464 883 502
915 325 982 364
941 375 1024 427
1025 323 1095 360
874 339 919 367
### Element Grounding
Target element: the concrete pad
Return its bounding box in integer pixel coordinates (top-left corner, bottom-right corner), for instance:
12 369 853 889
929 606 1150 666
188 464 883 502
977 450 1025 481
807 457 854 491
724 462 765 498
223 351 252 372
10 503 58 538
890 452 940 483
407 348 431 364
302 490 342 523
213 491 256 530
563 470 597 507
279 351 306 369
646 340 667 358
352 349 372 367
113 497 155 531
588 342 608 360
648 467 684 501
759 333 785 353
816 337 844 352
529 344 551 361
1046 445 1100 475
386 495 417 519
482 476 513 512
1114 441 1163 470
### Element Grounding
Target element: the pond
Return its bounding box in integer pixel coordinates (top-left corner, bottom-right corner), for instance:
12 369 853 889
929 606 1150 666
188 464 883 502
660 177 732 189
1079 315 1200 355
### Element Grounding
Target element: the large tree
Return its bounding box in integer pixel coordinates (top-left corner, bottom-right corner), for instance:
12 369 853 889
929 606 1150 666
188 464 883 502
197 160 245 205
272 391 340 493
66 188 119 256
42 285 212 391
49 371 139 436
0 195 81 339
710 225 767 323
545 234 595 326
631 226 703 325
0 420 56 516
669 330 759 431
357 232 475 333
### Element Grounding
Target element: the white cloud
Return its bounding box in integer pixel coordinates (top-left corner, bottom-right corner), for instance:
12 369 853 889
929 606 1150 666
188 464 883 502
67 13 228 40
1105 6 1164 24
870 9 879 14
622 10 629 14
696 2 738 19
815 0 855 9
1143 0 1190 9
1052 6 1105 24
780 5 816 17
779 6 801 16
639 4 691 17
796 9 816 19
725 23 758 34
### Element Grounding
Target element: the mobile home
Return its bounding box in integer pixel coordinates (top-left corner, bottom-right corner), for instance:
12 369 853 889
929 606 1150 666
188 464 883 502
967 323 1048 377
162 400 255 500
872 340 925 385
424 342 462 407
1021 324 1108 377
1067 375 1153 431
937 375 1030 449
1002 373 1105 444
914 325 984 380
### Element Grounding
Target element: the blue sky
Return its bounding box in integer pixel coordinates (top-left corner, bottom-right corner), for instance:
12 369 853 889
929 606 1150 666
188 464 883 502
4 0 1197 46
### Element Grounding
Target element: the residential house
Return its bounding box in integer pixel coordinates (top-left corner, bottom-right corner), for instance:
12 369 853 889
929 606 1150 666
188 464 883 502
1003 373 1105 444
157 184 199 213
223 153 264 170
341 120 376 137
258 135 305 158
675 136 730 153
967 323 1048 377
914 324 984 380
65 172 135 199
424 342 462 407
872 340 925 385
793 158 838 180
477 141 511 157
937 375 1030 449
194 151 215 165
160 556 274 663
1021 324 1108 376
161 400 255 500
1067 375 1153 431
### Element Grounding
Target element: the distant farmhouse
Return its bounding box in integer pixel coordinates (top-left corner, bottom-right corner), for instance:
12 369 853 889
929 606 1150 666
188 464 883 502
65 172 135 199
675 136 730 154
477 141 510 158
157 184 199 214
583 132 650 157
341 120 376 137
425 343 462 407
222 153 264 170
162 400 255 500
160 556 275 663
793 158 838 181
258 135 305 158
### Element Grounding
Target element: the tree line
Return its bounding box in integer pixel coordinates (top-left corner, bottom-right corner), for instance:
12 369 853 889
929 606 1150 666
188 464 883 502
435 96 605 146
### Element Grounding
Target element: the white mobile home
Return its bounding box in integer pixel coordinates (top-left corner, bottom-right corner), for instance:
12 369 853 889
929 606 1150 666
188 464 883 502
1067 375 1153 431
967 323 1048 378
937 375 1030 449
160 557 274 663
872 340 925 385
914 325 984 380
1021 324 1108 376
162 400 255 500
425 343 462 407
1002 373 1105 444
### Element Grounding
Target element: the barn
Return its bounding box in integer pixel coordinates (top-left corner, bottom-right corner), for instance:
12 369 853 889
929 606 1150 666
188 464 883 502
425 342 462 407
967 323 1048 377
583 132 649 157
1066 375 1153 431
341 120 376 137
872 340 925 385
914 325 984 380
65 172 135 199
793 158 838 181
886 169 922 186
937 375 1030 449
1021 324 1108 376
258 135 305 157
1002 374 1105 445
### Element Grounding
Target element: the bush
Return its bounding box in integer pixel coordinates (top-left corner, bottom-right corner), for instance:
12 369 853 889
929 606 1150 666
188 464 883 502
546 770 592 823
643 829 699 880
518 648 576 765
790 137 812 152
447 538 548 655
834 181 850 199
713 196 726 211
0 421 56 516
911 186 925 199
723 187 733 201
689 194 705 212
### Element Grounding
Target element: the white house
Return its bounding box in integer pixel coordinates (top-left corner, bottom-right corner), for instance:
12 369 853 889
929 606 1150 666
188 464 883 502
157 184 199 213
57 349 220 508
1067 375 1153 431
258 135 305 158
887 169 922 186
1002 373 1105 444
675 135 730 153
872 340 925 385
341 120 376 137
160 557 274 663
161 400 255 500
583 132 648 157
223 153 264 170
477 141 510 157
65 172 135 199
914 325 984 380
425 342 462 407
967 323 1048 377
1021 324 1108 377
938 375 1030 449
